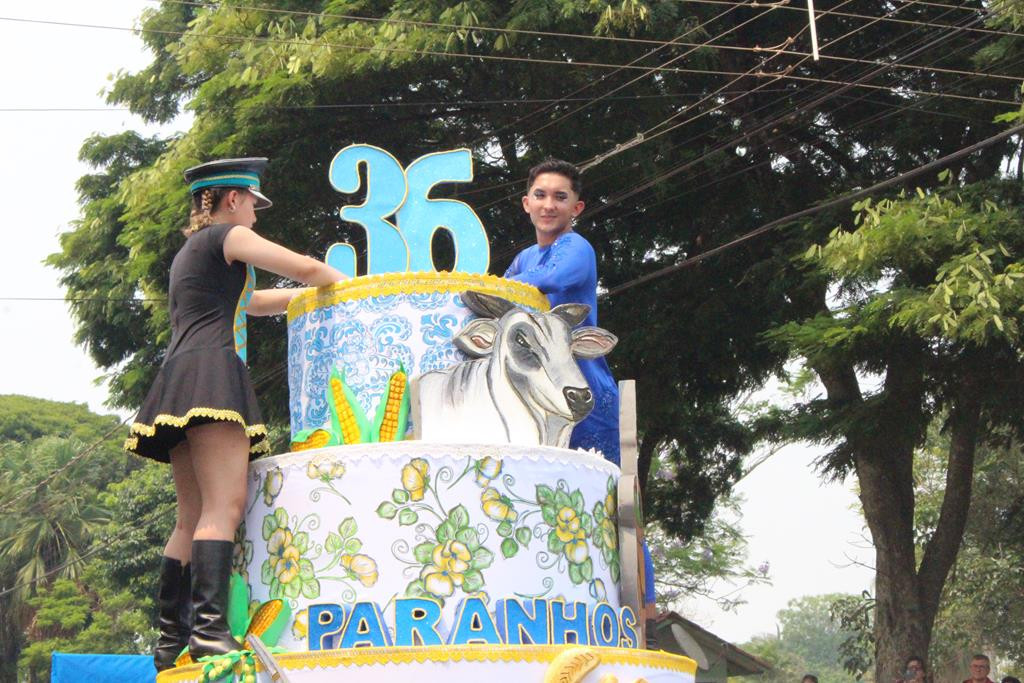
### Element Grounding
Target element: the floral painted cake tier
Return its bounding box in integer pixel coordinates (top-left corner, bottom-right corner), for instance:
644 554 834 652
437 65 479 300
285 272 548 439
237 442 621 651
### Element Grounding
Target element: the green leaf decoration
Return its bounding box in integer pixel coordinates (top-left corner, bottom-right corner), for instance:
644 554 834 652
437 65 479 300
448 504 470 530
293 531 309 553
324 533 341 554
554 489 571 509
301 578 320 599
568 562 583 585
270 578 281 599
497 521 514 538
462 570 484 593
376 501 398 519
392 488 410 504
398 508 419 526
580 557 593 581
436 520 455 543
262 515 278 541
611 562 621 583
470 546 494 570
414 541 436 564
581 513 593 535
274 508 289 529
405 579 428 598
455 526 481 551
515 527 532 546
344 538 362 554
260 560 274 586
284 580 301 599
547 530 564 554
298 559 315 581
338 517 358 539
500 537 518 558
541 505 557 527
227 573 250 639
536 484 554 506
570 490 584 514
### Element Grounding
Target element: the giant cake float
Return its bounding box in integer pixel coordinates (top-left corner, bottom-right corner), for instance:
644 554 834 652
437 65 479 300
159 146 696 683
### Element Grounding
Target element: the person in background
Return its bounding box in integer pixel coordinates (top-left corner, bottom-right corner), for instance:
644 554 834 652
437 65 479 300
897 655 927 682
1001 676 1021 683
801 675 819 683
964 654 996 683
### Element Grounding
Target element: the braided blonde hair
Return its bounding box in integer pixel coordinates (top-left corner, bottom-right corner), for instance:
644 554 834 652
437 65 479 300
184 187 230 235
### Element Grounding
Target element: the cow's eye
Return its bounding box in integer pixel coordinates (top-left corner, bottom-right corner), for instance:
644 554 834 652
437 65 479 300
514 331 530 349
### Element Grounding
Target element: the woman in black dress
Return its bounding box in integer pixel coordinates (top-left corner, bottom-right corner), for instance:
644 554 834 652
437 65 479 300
124 158 345 669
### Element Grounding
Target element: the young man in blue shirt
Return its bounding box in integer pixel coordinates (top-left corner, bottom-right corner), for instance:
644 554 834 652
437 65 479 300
504 159 658 640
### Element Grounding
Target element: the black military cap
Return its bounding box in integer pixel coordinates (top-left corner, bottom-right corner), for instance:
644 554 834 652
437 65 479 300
183 157 272 209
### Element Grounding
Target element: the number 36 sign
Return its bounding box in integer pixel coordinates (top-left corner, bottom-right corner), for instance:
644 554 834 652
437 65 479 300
326 145 490 277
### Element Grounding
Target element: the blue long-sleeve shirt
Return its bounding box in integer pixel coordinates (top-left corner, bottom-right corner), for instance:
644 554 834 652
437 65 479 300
504 231 621 465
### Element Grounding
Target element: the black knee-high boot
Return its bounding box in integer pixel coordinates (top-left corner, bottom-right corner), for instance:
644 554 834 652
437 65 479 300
154 557 191 671
189 540 243 658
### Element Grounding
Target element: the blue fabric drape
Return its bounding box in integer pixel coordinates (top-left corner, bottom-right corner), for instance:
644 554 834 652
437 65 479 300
51 653 155 683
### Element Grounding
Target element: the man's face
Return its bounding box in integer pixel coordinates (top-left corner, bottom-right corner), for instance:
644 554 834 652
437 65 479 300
522 172 584 244
970 658 990 681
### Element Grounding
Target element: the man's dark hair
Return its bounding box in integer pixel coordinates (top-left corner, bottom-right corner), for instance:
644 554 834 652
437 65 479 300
973 654 991 663
801 676 819 683
1001 677 1021 683
527 158 582 196
906 655 926 669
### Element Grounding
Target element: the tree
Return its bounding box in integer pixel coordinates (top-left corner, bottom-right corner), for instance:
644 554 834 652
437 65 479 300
49 0 1024 670
766 180 1024 680
0 397 170 680
744 593 858 683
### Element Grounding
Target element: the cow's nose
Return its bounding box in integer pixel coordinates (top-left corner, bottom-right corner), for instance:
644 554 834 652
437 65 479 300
563 387 594 420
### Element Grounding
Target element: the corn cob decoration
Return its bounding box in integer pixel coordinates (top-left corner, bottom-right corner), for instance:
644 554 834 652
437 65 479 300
291 428 335 452
328 366 372 444
245 598 291 645
372 365 410 442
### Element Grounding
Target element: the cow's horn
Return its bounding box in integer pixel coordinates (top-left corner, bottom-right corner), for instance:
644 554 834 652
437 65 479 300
461 290 518 319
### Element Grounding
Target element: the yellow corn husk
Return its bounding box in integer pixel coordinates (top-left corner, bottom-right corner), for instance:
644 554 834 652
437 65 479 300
291 429 331 452
174 651 193 667
330 376 362 444
327 366 371 444
375 368 408 442
246 600 283 636
372 365 409 443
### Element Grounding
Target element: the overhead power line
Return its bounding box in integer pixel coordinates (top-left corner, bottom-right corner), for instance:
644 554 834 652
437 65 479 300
602 120 1024 298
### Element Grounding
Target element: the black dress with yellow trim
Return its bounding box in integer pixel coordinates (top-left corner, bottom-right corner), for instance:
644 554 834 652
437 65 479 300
126 223 268 462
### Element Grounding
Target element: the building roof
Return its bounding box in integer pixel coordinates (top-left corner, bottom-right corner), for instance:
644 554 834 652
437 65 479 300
653 611 773 677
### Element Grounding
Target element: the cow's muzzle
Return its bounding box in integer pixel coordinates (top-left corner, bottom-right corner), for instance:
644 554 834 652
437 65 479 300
563 386 594 421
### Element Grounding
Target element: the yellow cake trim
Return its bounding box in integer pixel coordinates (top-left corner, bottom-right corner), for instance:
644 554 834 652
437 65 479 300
156 644 697 681
287 271 550 322
125 408 270 455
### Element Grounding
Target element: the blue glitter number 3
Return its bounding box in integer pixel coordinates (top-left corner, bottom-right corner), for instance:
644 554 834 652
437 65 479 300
327 145 409 277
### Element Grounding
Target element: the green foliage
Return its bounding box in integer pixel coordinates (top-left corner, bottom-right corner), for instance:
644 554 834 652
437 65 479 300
17 571 153 681
0 394 122 444
744 594 862 683
0 396 171 680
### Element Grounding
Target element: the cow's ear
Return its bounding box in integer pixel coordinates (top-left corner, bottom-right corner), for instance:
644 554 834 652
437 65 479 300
455 318 499 357
550 303 590 328
570 326 618 359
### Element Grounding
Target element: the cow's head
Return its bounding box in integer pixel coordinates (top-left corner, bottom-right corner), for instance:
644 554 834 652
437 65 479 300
454 290 617 422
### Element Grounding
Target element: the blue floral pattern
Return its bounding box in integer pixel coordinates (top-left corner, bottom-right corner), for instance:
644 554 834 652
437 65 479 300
289 292 470 436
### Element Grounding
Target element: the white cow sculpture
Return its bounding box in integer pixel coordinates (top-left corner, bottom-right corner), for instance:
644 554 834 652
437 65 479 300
412 290 618 447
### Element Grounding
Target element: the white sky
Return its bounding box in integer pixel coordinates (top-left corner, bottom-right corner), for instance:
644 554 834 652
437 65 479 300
0 0 873 644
